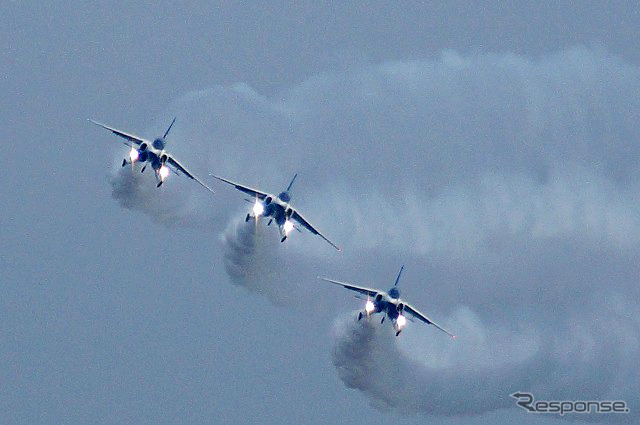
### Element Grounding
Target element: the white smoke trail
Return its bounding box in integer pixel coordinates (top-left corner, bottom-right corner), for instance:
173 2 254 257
109 159 221 230
110 166 195 227
221 216 289 304
105 48 640 422
332 300 639 422
221 214 340 307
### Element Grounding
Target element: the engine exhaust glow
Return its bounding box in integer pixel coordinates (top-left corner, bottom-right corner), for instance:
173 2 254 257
253 200 264 216
396 315 407 328
159 165 170 181
129 147 139 162
365 300 375 314
283 220 294 234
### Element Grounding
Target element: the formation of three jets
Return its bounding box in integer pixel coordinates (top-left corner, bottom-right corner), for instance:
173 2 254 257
90 118 455 339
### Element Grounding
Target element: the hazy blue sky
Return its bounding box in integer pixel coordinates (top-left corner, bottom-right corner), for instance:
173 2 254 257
2 2 640 424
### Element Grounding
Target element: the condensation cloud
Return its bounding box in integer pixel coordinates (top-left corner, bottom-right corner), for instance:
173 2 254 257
109 47 640 421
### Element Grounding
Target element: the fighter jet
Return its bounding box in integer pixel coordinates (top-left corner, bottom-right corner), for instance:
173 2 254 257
88 118 214 192
319 266 455 337
213 173 340 250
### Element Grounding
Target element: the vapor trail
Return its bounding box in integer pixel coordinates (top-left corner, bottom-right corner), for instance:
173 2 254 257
332 303 639 422
110 167 191 226
221 216 283 301
110 164 219 229
105 48 640 422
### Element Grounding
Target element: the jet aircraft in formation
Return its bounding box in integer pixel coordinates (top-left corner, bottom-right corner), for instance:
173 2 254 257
320 266 455 337
90 118 455 338
213 173 341 251
88 118 214 192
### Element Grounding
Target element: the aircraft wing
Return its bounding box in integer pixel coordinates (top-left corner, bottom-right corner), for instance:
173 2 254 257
212 175 270 200
88 119 148 146
165 155 215 194
402 303 456 338
291 210 340 251
318 277 378 298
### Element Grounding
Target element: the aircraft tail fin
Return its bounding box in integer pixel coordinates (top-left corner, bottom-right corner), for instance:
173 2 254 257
163 117 177 139
394 265 405 286
286 173 298 192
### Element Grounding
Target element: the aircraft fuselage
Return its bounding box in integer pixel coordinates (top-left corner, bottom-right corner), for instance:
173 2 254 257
253 192 294 227
261 200 288 226
361 289 408 334
124 141 170 186
246 192 297 242
127 142 168 171
372 291 403 320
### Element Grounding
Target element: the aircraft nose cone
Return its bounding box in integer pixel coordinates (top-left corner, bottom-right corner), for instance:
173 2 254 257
152 138 165 150
278 192 291 202
389 287 400 299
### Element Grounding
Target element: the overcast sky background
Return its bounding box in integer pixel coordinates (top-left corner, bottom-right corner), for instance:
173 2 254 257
2 2 640 424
